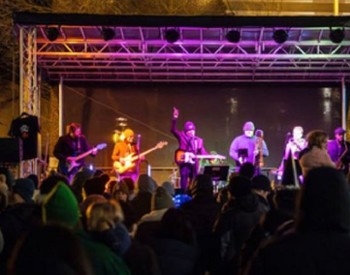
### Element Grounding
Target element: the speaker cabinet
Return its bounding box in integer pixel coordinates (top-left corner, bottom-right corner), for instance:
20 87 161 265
0 138 23 163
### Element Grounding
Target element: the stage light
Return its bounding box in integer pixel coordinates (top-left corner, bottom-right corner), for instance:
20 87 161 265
225 30 240 43
329 28 345 44
165 29 180 43
273 29 288 44
45 27 60 42
101 28 115 41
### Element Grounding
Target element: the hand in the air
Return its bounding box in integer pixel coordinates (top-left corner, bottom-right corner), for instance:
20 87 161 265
173 107 179 119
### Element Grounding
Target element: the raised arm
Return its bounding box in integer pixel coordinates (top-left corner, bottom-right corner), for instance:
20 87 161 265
171 107 181 138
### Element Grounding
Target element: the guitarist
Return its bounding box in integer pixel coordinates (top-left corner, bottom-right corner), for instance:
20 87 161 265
171 107 208 192
53 123 97 180
111 128 140 182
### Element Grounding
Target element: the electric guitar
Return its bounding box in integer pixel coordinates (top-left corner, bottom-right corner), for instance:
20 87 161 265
66 143 107 173
113 141 168 174
175 149 226 165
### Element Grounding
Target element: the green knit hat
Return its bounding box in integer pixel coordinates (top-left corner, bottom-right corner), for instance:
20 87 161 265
42 182 80 229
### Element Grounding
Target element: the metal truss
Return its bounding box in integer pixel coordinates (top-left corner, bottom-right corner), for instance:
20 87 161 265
19 25 39 114
19 25 40 176
34 25 350 83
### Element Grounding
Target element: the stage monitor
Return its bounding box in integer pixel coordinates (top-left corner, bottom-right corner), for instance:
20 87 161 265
203 165 229 181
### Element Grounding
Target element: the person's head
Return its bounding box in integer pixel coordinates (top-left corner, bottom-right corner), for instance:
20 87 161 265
251 174 272 198
151 187 174 211
293 126 304 140
306 130 328 150
184 121 196 137
296 167 350 233
188 174 213 198
68 123 81 138
8 224 93 275
12 178 35 204
123 128 134 143
334 127 346 142
86 201 119 231
239 162 255 179
228 175 252 199
243 121 255 138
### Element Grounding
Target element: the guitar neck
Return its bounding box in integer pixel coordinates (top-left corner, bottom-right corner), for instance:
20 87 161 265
74 148 95 161
131 146 159 161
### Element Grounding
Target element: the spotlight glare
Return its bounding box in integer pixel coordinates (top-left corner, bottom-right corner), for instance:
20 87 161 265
225 30 240 43
165 29 180 43
273 29 288 44
101 28 115 41
329 28 345 44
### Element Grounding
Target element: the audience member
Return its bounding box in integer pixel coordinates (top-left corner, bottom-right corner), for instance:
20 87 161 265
248 167 350 275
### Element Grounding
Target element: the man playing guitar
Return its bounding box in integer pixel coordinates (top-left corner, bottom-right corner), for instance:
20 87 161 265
54 123 98 181
171 107 208 192
111 128 140 182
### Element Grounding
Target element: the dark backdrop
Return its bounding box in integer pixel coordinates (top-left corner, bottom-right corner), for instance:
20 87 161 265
61 84 341 177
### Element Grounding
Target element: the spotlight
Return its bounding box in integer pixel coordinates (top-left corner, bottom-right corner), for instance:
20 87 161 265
273 29 288 44
329 28 345 44
225 30 240 43
165 29 180 43
101 28 115 41
45 27 60 42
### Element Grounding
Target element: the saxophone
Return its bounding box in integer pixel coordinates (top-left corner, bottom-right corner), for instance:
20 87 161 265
254 130 264 168
336 141 348 170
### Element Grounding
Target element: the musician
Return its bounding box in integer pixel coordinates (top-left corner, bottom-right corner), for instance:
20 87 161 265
279 126 307 183
229 121 269 172
171 107 208 192
53 123 97 179
327 127 350 175
112 128 140 182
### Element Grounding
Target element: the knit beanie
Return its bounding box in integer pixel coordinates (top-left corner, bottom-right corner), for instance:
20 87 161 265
13 178 35 203
42 182 80 229
243 121 255 131
151 187 174 211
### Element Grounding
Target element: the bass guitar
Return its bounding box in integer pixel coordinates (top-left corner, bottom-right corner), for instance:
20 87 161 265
113 141 168 174
67 143 107 173
175 149 226 165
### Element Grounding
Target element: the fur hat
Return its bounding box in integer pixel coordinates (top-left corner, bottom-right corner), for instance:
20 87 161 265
151 187 174 211
13 178 35 203
184 121 196 132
